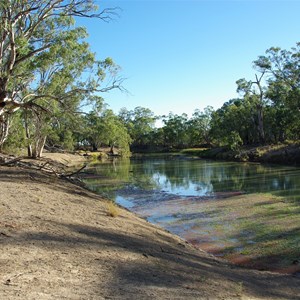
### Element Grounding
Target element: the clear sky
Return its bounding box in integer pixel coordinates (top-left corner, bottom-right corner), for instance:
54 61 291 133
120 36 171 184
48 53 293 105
76 0 300 117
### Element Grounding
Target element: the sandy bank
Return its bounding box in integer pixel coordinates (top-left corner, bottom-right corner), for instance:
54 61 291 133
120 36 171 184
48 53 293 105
0 154 299 299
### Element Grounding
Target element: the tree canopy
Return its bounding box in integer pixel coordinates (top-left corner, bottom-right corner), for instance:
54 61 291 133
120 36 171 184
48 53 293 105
0 0 125 156
0 2 299 159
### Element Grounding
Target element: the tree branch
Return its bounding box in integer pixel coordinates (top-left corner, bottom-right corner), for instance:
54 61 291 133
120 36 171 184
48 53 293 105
14 43 52 67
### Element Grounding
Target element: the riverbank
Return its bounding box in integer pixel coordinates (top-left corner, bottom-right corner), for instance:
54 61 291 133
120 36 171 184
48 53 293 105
134 192 300 275
0 153 299 299
181 143 300 165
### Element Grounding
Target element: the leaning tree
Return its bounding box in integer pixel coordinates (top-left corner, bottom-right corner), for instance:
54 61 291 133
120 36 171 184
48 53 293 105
0 0 121 152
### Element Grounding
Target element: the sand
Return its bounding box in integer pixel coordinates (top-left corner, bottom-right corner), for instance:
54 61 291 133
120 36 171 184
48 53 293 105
0 153 299 299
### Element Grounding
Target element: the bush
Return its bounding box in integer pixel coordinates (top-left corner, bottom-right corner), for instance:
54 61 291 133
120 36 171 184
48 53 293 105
227 131 243 151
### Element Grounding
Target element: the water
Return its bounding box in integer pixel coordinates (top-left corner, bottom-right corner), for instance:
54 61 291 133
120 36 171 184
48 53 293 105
82 155 300 271
83 156 300 204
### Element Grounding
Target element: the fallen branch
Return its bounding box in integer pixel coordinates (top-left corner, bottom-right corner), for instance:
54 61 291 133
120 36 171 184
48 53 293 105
0 155 87 180
62 164 87 178
0 156 26 166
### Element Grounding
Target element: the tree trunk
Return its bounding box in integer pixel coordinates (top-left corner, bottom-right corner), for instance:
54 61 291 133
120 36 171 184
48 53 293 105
110 144 115 155
24 113 33 157
257 104 265 144
27 145 33 157
36 136 46 158
254 74 266 144
0 115 10 146
109 141 119 155
31 136 46 158
0 77 8 117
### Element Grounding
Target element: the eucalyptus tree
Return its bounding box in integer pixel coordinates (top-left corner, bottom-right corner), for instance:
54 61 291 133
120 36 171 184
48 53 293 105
81 109 131 156
236 73 267 144
162 113 189 149
22 43 118 157
189 106 214 146
253 43 300 140
118 106 157 149
210 98 256 147
99 109 132 156
0 0 121 152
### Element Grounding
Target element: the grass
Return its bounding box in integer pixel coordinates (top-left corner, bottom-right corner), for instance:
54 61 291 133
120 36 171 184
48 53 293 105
234 281 244 297
86 151 108 161
181 148 210 156
106 201 120 218
181 148 208 153
181 193 300 272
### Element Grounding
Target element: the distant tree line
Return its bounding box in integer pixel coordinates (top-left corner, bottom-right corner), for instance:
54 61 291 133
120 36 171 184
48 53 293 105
116 41 300 152
0 1 299 157
118 43 300 152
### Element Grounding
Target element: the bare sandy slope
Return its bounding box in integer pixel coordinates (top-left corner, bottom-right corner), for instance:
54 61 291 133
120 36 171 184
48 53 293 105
0 154 299 299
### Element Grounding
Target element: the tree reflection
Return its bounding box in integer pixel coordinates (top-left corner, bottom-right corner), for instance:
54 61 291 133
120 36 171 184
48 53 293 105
84 157 300 203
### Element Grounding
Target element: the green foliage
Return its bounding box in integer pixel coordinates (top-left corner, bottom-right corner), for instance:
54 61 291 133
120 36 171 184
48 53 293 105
253 43 300 141
0 0 123 157
188 106 213 146
118 106 157 149
2 113 26 155
227 131 243 151
1 1 299 158
210 98 256 146
162 113 189 149
99 109 132 156
76 108 131 156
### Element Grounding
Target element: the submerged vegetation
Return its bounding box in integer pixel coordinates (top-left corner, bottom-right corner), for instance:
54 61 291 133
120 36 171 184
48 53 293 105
185 193 300 273
83 157 300 273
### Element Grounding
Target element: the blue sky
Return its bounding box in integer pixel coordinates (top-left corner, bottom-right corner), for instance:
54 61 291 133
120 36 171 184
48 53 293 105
76 0 300 117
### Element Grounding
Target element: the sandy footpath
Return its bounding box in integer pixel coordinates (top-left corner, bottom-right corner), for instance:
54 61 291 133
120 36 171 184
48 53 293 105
0 153 299 299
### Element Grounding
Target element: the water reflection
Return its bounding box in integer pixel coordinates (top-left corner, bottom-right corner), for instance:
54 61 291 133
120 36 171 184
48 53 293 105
83 156 300 272
83 157 300 203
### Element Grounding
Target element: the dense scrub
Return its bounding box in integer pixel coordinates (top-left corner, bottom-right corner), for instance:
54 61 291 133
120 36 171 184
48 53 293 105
182 143 300 165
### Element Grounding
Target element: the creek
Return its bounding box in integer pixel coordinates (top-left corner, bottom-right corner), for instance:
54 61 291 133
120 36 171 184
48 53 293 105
82 155 300 272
